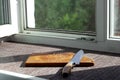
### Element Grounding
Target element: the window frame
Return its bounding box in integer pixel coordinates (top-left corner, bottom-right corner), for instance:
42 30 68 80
11 0 120 54
18 0 103 40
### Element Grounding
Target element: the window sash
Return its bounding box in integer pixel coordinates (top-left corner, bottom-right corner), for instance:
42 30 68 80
0 0 18 38
17 0 105 45
20 0 101 40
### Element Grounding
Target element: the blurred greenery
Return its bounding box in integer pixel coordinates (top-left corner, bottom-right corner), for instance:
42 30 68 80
34 0 96 32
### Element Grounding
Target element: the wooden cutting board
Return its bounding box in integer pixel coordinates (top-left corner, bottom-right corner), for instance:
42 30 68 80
25 52 94 67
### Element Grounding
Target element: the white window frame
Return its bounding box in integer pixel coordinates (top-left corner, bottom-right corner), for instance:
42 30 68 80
0 0 19 38
11 0 120 54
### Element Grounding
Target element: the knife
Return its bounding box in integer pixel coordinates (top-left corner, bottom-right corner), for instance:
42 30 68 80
62 50 84 77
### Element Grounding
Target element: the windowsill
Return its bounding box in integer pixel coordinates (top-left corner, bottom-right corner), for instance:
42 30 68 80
9 33 120 54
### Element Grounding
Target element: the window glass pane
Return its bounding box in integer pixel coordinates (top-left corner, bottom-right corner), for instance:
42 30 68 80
26 0 96 35
0 0 11 25
0 0 3 25
110 0 120 37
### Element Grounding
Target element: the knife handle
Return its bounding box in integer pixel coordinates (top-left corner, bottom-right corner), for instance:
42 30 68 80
62 62 74 77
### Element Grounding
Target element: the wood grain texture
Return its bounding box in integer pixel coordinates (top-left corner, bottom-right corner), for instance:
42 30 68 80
25 52 94 67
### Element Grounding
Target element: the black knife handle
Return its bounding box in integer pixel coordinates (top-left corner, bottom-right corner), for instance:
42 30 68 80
62 62 74 77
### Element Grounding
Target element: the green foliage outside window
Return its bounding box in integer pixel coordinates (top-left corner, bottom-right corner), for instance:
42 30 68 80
34 0 96 33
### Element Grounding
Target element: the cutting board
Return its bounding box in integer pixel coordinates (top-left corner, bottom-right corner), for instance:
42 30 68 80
25 52 94 67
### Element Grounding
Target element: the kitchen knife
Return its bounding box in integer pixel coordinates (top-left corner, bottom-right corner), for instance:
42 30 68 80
62 50 84 77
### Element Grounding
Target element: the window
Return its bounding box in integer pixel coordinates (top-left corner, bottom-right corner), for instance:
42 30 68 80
15 0 106 51
26 0 96 36
13 0 120 53
0 0 11 25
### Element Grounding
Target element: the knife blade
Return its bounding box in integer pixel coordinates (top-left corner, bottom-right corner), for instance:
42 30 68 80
62 50 84 77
